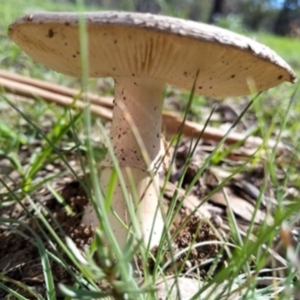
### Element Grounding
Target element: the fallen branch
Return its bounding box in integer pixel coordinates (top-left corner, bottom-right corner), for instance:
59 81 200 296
162 113 284 149
0 77 113 120
0 70 286 151
0 69 112 108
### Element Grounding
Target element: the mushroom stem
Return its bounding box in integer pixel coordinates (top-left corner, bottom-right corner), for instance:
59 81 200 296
83 77 165 249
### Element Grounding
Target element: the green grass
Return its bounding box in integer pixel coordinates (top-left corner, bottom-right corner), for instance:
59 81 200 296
255 32 300 71
1 1 300 299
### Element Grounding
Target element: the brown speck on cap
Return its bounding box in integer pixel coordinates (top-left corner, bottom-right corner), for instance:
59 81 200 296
47 28 54 38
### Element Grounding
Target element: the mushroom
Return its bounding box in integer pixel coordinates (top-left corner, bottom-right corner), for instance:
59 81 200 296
8 12 296 250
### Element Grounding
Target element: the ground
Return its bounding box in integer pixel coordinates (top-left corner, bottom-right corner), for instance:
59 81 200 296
1 90 298 298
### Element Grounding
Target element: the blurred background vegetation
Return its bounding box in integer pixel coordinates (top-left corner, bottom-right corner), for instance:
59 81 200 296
60 0 300 37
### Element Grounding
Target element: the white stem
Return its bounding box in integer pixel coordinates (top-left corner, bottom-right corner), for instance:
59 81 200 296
83 77 165 249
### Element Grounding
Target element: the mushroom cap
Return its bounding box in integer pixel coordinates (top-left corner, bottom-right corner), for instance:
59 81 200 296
9 11 296 97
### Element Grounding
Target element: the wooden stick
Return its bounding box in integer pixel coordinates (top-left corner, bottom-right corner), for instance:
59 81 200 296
0 77 112 120
0 69 113 108
162 113 284 149
0 71 286 151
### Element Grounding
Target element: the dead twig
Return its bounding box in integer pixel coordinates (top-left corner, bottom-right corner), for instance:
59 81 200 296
0 76 113 120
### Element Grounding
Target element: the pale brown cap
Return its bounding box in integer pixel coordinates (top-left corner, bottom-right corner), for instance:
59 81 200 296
9 11 296 97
